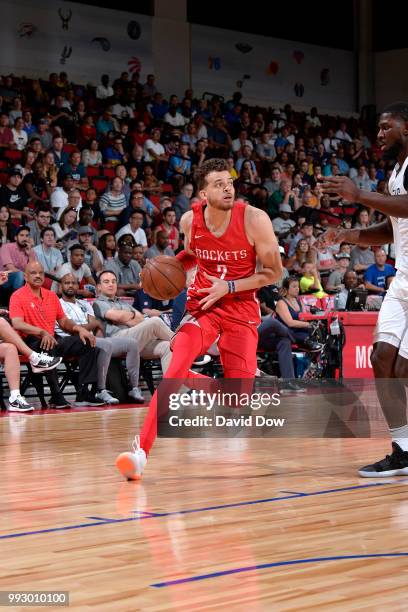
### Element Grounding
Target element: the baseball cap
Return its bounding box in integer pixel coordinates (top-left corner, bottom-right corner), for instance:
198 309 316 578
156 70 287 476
335 252 351 260
279 203 292 213
9 168 23 178
78 226 93 235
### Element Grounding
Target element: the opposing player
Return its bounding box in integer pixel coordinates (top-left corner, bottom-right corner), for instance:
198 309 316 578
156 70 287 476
116 158 282 480
318 102 408 477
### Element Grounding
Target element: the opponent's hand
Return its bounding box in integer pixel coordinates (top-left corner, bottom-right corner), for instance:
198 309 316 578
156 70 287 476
40 331 57 351
315 227 345 249
320 175 361 202
78 327 96 347
197 273 229 310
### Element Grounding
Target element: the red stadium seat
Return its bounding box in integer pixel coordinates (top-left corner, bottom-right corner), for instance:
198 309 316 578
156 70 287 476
4 149 22 163
63 143 77 154
0 172 9 185
0 160 9 169
90 177 109 194
86 166 101 177
103 167 116 179
149 195 161 208
161 183 173 193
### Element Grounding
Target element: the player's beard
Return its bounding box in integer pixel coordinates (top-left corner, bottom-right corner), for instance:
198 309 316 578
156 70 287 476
382 140 404 161
210 197 234 211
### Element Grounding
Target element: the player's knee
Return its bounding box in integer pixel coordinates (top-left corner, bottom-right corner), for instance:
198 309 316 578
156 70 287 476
394 355 408 380
371 343 396 376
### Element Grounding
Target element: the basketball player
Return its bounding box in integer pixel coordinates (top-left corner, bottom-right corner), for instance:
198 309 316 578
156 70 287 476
116 158 282 479
317 102 408 477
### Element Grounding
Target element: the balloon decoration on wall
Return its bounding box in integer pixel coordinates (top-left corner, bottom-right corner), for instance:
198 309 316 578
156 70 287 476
294 82 304 97
320 68 330 86
235 42 253 54
128 57 142 74
58 8 72 31
266 61 279 75
91 37 111 52
208 57 221 70
60 45 72 65
293 50 304 64
127 20 141 40
18 23 37 38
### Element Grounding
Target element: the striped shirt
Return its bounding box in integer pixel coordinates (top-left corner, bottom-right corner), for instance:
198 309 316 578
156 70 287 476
99 191 127 221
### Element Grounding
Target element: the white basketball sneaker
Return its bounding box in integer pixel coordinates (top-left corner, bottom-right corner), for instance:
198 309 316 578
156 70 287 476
115 435 147 480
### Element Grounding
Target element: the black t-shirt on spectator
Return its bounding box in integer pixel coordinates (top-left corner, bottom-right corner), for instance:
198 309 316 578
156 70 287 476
22 173 48 199
294 205 320 225
0 185 28 210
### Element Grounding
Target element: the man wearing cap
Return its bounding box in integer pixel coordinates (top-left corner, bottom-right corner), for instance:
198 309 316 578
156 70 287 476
0 226 37 290
0 168 28 220
272 204 296 239
53 244 96 298
77 227 103 274
326 252 352 292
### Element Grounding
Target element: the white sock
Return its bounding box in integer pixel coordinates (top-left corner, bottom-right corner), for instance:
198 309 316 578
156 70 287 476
29 351 40 365
9 389 20 402
390 424 408 452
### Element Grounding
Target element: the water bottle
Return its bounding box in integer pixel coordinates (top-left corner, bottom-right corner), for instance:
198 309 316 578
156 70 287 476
330 317 340 335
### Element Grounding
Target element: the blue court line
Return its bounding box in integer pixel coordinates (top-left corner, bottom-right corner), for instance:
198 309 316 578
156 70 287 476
279 490 307 495
151 553 408 587
0 482 389 541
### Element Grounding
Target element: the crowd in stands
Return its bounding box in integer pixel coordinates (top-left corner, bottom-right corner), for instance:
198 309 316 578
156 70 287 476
0 69 398 405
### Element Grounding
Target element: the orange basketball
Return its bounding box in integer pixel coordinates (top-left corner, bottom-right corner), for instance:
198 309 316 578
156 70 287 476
140 255 186 300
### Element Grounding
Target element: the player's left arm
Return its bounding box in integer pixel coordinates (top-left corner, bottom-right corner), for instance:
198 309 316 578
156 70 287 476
198 208 283 310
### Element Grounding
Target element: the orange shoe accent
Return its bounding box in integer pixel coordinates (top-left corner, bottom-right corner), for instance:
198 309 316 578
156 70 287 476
115 452 142 481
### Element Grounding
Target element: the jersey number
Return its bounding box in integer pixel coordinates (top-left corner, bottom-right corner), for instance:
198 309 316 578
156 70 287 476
217 265 228 279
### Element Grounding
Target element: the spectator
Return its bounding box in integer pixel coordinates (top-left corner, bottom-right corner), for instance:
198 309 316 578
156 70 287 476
19 149 37 177
142 74 157 99
272 204 296 239
305 107 321 128
27 205 52 246
58 272 144 404
143 128 167 164
268 179 299 220
275 277 320 349
33 118 53 150
164 104 187 128
62 150 88 189
133 244 145 268
145 230 175 259
334 270 366 310
0 113 14 151
99 232 116 264
182 123 198 152
76 206 97 244
141 164 162 196
166 143 192 191
96 109 115 139
22 160 52 206
50 175 74 216
22 110 36 138
0 206 16 245
51 206 78 242
364 248 396 295
50 135 69 171
352 166 372 192
256 131 276 162
286 238 315 274
323 128 339 154
263 167 282 196
104 136 128 167
326 253 351 291
115 208 147 248
96 74 114 100
288 222 316 257
0 169 28 220
12 117 28 151
299 262 327 298
55 244 96 297
34 227 64 282
77 227 103 274
93 270 173 376
104 242 140 296
350 244 375 273
335 121 352 143
10 261 101 408
208 117 232 156
99 177 127 222
153 207 179 251
0 226 37 290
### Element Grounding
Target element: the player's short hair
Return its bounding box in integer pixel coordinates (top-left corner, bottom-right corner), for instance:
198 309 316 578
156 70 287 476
195 158 229 190
383 102 408 122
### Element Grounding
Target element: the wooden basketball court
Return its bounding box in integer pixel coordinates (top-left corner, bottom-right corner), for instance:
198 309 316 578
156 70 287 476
2 399 408 610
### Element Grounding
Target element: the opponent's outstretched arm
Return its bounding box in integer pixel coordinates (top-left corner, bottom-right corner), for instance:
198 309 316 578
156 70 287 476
316 218 394 248
321 175 408 218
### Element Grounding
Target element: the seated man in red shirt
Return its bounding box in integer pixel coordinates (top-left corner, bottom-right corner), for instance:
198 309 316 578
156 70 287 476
10 261 104 409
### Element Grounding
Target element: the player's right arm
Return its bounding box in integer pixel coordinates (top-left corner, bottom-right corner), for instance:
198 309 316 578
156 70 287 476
316 218 394 248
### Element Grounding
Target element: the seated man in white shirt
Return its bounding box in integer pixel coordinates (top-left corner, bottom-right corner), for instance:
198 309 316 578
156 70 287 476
115 208 147 251
57 273 144 404
50 174 74 216
52 244 96 298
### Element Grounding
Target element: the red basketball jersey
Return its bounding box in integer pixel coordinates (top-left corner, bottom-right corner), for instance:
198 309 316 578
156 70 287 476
187 200 257 303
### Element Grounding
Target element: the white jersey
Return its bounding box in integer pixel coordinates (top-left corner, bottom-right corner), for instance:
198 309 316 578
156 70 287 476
388 156 408 275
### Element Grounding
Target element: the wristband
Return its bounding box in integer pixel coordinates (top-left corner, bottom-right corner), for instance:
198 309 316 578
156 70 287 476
227 280 236 293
